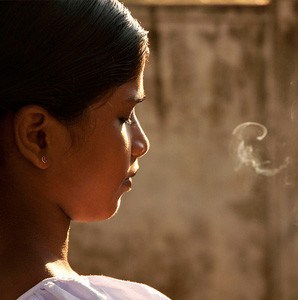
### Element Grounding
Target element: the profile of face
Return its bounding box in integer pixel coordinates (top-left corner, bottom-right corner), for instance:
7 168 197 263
11 66 149 223
49 67 149 221
0 1 150 224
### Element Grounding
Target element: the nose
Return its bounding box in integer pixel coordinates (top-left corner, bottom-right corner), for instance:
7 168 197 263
131 119 150 159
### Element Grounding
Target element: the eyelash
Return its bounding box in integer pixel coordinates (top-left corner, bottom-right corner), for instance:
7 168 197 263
119 111 136 126
119 117 133 125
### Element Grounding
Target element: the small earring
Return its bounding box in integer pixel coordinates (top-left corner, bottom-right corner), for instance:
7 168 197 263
41 156 48 164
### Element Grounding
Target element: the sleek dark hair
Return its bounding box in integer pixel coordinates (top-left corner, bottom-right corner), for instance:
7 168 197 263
0 0 149 121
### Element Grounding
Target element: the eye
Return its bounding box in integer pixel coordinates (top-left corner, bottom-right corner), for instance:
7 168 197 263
119 110 137 126
119 117 133 125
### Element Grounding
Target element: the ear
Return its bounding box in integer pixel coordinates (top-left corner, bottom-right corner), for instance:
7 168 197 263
14 105 53 170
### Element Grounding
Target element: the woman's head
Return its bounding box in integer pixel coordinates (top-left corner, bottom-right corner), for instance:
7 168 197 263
0 0 149 121
0 0 150 221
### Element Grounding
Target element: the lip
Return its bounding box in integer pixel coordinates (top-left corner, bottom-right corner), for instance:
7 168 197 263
127 169 138 179
122 169 138 190
122 177 132 189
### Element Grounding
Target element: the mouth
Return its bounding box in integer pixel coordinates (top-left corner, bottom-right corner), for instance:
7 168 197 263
122 169 138 190
122 177 132 189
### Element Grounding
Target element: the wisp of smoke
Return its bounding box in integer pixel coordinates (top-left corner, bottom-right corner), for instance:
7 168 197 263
231 122 290 176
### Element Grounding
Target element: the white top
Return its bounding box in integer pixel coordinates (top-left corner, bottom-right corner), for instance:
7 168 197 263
18 275 171 300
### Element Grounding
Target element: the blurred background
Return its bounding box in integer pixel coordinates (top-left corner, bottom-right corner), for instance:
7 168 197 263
69 0 298 299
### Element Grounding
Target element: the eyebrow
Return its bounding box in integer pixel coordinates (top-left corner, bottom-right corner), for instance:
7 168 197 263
126 94 146 103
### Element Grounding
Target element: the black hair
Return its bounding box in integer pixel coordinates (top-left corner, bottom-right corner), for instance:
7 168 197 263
0 0 149 121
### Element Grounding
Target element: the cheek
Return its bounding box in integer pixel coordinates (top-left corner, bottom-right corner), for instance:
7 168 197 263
120 125 131 155
102 124 131 179
60 126 130 195
48 123 133 221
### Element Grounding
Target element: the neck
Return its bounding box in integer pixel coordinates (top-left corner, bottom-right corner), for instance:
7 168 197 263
0 177 78 299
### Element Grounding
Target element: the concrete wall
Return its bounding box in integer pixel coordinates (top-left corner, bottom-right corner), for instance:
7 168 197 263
69 2 298 299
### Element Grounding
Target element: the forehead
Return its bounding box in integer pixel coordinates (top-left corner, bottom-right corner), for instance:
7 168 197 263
106 79 144 108
88 60 146 112
118 66 145 100
93 68 145 110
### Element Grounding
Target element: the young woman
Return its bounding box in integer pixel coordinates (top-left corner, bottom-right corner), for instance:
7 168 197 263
0 1 170 299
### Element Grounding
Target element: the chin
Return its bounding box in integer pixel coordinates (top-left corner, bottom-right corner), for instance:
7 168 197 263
78 197 122 222
66 193 123 222
105 196 122 220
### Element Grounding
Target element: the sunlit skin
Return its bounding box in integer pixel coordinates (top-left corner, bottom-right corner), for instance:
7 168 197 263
0 65 149 299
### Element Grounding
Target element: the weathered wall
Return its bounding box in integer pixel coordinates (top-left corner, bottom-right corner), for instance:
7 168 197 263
69 2 298 299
